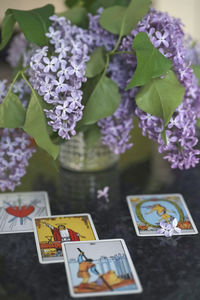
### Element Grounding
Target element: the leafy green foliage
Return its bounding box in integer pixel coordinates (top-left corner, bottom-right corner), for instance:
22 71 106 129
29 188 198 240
196 118 200 128
59 7 89 28
191 64 200 85
65 0 130 13
65 0 94 9
0 92 25 128
0 12 16 50
22 77 59 160
0 5 54 49
99 0 151 36
86 47 107 78
84 124 101 149
79 74 121 125
126 32 172 88
136 70 185 127
90 0 130 14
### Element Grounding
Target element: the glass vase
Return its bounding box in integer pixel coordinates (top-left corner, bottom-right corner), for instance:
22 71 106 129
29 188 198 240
59 132 119 171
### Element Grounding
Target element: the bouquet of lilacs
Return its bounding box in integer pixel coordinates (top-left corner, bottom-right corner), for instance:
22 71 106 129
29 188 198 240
1 0 200 192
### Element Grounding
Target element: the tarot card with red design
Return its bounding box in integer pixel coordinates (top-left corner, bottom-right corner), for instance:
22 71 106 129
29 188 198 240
0 192 51 234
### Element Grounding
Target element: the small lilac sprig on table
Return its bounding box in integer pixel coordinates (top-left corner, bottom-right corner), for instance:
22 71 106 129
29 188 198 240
97 186 110 203
157 218 181 237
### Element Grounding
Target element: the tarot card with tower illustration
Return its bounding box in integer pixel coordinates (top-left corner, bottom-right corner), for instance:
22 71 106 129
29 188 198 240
127 194 198 236
62 239 142 298
0 191 51 234
33 214 99 264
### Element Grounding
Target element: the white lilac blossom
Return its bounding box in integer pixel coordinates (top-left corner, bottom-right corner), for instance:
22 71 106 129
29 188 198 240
157 218 181 237
122 8 200 169
89 10 136 154
29 15 93 140
0 81 35 192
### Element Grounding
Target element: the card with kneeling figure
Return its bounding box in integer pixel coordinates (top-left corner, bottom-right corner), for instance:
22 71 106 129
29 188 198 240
62 239 142 298
127 194 198 237
33 214 98 264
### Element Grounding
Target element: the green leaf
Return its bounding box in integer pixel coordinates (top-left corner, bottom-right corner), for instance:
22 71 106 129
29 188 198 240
0 11 16 50
84 124 101 149
86 47 107 78
32 5 54 29
161 130 167 144
65 0 94 9
99 0 151 36
80 75 121 125
9 5 54 46
0 92 25 128
59 7 89 28
126 32 172 88
65 0 81 8
191 64 200 85
90 0 130 14
136 70 185 127
23 89 59 160
196 118 200 128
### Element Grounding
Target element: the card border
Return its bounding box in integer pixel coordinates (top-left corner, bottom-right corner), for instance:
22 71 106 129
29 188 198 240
127 193 198 237
33 213 99 264
62 238 143 298
0 191 51 234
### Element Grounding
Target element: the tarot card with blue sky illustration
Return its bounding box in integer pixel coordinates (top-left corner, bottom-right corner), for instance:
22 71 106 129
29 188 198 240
62 239 142 298
127 194 198 236
0 191 51 234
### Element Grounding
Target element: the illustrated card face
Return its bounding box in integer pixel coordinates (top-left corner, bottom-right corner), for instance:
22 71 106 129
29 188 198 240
62 239 142 298
0 191 51 234
33 214 99 264
127 194 198 236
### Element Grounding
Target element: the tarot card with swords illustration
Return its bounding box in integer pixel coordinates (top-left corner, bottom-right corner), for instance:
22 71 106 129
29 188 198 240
62 239 142 298
0 191 51 234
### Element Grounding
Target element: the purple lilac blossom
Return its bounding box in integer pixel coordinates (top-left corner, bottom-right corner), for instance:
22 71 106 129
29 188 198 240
157 218 181 237
7 33 27 67
185 36 200 65
122 8 200 169
0 80 35 192
88 10 136 154
29 15 93 140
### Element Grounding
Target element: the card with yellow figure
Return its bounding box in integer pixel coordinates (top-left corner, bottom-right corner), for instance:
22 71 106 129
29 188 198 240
127 194 198 236
62 239 142 298
33 214 98 263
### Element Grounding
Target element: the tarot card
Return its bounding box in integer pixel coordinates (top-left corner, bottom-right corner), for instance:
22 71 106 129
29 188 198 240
127 194 198 236
62 239 142 298
33 214 99 264
0 191 51 234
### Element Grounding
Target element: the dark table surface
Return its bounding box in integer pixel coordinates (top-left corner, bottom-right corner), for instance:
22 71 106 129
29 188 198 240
0 152 200 300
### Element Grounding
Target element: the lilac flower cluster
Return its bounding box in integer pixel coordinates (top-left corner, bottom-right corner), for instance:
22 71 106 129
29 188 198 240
0 80 35 192
12 78 31 108
98 55 136 154
7 33 27 67
88 11 136 154
0 128 35 191
185 36 200 65
122 8 200 169
29 15 93 140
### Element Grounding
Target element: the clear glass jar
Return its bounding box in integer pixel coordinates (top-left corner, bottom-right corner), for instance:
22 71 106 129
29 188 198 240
59 132 119 171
